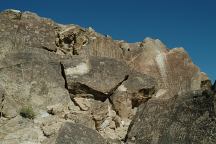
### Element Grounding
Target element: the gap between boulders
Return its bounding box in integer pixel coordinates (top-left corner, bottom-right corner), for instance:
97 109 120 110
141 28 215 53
59 62 156 142
0 94 5 118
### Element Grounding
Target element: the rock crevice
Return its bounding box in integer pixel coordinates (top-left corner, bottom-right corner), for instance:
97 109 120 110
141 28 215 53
0 93 5 118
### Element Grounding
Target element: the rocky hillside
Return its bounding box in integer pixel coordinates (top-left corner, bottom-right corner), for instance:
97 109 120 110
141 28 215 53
0 9 215 144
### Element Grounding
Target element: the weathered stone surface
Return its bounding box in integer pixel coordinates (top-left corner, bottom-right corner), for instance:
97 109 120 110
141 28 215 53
126 38 209 98
0 10 69 118
80 36 124 59
0 17 72 143
61 53 157 141
0 9 213 144
0 9 206 100
0 9 58 52
0 116 46 144
0 47 70 118
55 122 107 144
65 111 96 129
55 24 124 58
111 72 156 119
42 119 66 139
126 89 216 144
62 56 130 100
73 97 91 111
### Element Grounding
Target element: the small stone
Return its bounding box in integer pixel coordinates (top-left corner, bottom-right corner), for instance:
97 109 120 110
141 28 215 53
73 97 91 111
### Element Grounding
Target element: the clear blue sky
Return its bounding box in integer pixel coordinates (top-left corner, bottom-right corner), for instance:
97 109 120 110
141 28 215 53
0 0 215 81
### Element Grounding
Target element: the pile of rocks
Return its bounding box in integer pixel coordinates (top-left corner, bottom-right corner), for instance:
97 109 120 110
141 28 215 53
0 9 215 144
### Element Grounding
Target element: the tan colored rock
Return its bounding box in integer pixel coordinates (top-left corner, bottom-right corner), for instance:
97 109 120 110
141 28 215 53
0 116 46 144
111 72 156 119
111 91 133 119
91 100 109 128
73 97 91 111
47 103 68 115
65 111 96 129
127 38 208 98
41 117 65 137
55 122 107 144
0 10 58 52
0 10 211 144
99 117 132 141
62 56 130 98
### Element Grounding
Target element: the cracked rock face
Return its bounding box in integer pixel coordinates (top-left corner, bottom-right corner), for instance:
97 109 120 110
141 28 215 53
62 56 131 96
0 47 70 118
0 9 215 144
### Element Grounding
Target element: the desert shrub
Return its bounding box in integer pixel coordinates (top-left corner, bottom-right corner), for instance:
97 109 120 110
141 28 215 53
20 106 35 119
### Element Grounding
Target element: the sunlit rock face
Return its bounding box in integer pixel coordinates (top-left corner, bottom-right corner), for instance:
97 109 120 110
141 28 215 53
124 38 208 98
0 9 214 144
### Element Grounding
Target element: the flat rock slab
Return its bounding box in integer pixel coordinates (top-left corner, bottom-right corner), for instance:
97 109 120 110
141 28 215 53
62 56 130 96
56 122 107 144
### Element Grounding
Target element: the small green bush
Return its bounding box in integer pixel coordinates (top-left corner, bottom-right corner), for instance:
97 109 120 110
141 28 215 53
20 106 35 119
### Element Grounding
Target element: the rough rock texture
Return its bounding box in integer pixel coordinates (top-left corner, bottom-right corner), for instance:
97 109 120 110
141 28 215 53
0 9 214 144
55 22 208 99
124 38 209 98
55 122 107 144
55 24 124 58
0 48 70 118
126 89 216 144
0 10 58 52
62 56 130 96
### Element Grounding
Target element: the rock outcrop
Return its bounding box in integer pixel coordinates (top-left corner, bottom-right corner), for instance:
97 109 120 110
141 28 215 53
126 88 216 144
0 9 214 144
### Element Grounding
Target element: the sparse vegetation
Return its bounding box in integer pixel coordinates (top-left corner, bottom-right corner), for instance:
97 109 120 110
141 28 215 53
20 106 35 119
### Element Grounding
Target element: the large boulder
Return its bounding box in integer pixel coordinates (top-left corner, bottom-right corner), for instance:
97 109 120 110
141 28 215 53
62 56 131 101
0 46 70 118
0 10 75 144
55 122 107 144
126 89 216 144
126 38 208 98
0 28 71 143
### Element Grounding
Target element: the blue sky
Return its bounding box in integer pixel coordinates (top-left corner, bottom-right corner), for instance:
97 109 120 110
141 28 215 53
0 0 215 81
